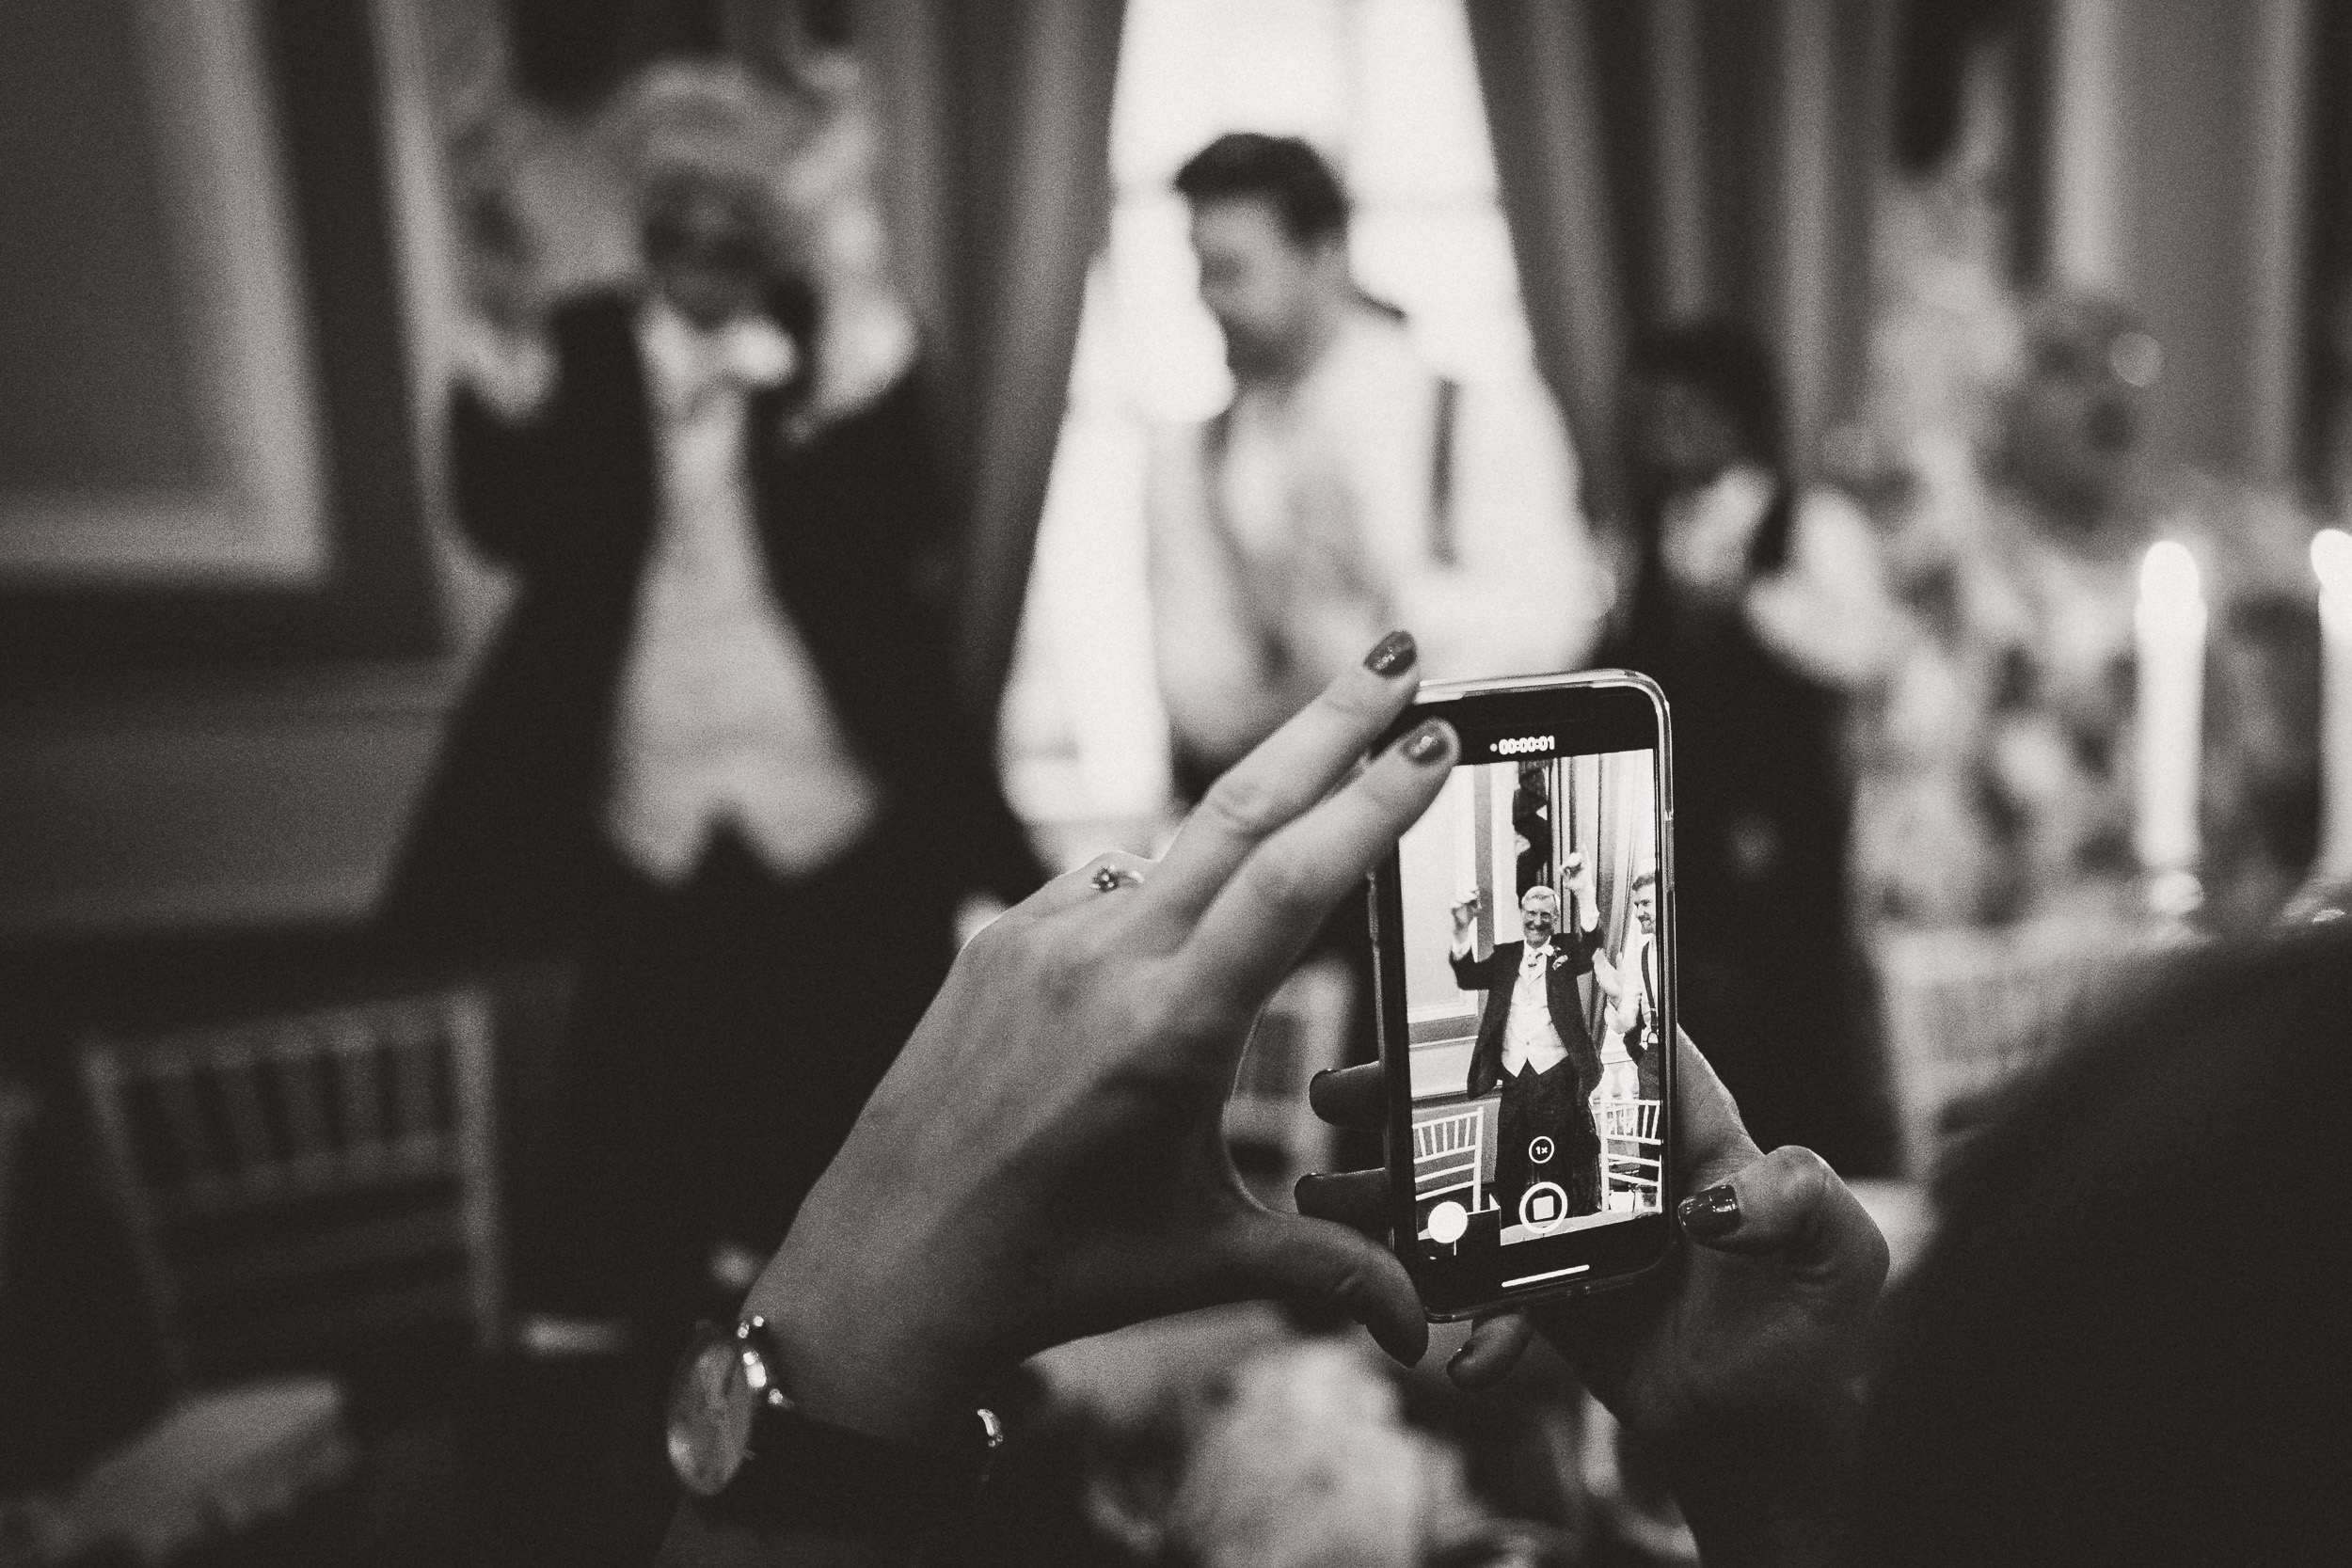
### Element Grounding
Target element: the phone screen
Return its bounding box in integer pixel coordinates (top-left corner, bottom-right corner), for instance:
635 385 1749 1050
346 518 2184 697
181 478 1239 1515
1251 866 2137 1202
1374 675 1673 1312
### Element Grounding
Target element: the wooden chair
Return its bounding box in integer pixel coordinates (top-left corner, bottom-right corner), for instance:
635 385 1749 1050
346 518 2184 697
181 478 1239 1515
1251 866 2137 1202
1225 958 1351 1196
78 988 503 1387
1874 916 2179 1178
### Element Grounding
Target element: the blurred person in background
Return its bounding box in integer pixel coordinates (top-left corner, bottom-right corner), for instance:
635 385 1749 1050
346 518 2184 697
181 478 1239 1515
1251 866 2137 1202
1149 133 1604 800
1146 135 1604 1116
383 60 1039 1332
1852 292 2320 934
1604 320 1899 1177
1846 917 2349 1564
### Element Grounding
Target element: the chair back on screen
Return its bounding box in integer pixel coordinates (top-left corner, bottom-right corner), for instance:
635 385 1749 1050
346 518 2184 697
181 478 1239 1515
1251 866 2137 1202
78 990 502 1386
1413 1104 1485 1209
1598 1097 1661 1211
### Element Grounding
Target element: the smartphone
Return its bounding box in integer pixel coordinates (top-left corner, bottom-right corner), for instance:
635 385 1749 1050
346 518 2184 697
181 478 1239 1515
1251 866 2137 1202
1368 671 1677 1319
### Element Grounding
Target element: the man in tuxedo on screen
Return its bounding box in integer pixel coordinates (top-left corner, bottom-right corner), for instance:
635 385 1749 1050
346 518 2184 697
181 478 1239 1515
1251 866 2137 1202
1451 863 1608 1227
1606 871 1664 1105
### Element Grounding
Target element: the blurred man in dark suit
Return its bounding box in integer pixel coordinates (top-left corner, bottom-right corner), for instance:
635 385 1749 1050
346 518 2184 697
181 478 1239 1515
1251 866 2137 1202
384 64 1038 1327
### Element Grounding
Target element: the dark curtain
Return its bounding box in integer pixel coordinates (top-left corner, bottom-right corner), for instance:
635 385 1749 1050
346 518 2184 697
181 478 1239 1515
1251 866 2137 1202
1466 0 1886 515
2304 0 2352 509
495 0 1123 727
852 0 1126 722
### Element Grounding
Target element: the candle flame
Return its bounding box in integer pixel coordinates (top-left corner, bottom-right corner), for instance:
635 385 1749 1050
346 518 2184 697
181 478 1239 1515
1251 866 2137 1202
2315 529 2352 598
2138 539 2201 614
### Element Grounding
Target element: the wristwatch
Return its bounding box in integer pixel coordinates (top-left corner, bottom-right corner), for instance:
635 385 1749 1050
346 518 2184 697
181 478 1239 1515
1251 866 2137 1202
664 1316 1005 1529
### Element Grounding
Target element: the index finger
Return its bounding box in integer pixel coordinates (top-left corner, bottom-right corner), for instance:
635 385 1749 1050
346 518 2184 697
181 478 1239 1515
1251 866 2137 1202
1174 717 1456 1015
1146 633 1422 923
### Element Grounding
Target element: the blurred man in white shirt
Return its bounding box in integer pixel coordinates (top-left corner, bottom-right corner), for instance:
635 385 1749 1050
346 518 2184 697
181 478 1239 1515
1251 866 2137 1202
1151 134 1605 795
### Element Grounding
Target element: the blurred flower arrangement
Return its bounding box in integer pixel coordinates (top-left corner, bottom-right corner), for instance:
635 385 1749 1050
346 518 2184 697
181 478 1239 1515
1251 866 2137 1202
1036 1310 1665 1568
1831 46 2321 938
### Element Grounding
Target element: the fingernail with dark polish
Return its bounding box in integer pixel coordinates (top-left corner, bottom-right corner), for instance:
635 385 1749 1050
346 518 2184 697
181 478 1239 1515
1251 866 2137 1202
1678 1184 1741 1239
1364 630 1417 676
1402 721 1451 765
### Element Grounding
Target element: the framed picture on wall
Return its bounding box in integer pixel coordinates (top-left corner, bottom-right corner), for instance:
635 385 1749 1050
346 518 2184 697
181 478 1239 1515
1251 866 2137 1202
0 0 442 675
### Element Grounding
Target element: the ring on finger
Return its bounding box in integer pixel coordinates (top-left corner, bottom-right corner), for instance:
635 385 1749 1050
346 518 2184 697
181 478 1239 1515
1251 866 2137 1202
1090 865 1133 894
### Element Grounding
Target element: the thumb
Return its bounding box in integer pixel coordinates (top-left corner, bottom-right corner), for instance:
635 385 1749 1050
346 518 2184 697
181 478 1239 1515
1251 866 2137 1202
1212 1209 1430 1369
1677 1145 1891 1283
1446 1310 1538 1390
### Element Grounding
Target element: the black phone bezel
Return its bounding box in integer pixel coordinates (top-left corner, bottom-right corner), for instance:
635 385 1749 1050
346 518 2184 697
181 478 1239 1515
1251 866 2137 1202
1368 670 1678 1321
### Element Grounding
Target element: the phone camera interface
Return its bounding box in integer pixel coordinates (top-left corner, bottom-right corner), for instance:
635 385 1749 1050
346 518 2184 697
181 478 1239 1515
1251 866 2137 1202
1400 748 1664 1259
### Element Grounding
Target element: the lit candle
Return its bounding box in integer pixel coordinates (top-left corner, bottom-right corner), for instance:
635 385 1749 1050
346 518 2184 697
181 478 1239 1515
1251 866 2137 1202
2134 541 2206 895
2314 529 2352 879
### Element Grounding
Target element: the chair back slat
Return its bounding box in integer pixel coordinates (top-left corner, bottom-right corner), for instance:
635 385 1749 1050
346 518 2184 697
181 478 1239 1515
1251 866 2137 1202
80 1047 195 1386
1 1085 40 1300
78 988 503 1386
388 1024 440 1145
443 993 505 1349
333 1020 385 1150
272 1031 335 1168
149 1062 217 1188
214 1050 278 1193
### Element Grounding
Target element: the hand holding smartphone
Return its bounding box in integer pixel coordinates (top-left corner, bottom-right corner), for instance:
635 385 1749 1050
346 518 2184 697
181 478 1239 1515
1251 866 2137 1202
1368 672 1677 1319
